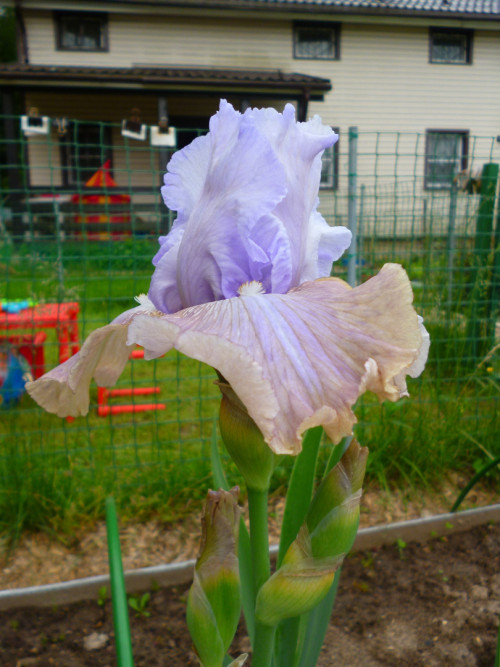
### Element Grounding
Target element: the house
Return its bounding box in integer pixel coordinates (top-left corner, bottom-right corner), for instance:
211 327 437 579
1 0 499 236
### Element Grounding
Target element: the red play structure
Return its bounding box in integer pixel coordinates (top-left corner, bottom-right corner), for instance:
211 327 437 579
71 160 132 239
97 348 165 416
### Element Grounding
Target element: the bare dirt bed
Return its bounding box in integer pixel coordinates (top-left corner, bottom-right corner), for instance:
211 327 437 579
0 522 498 667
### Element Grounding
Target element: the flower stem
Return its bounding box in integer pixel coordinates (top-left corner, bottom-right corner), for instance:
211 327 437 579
247 487 271 593
247 487 274 667
252 623 276 667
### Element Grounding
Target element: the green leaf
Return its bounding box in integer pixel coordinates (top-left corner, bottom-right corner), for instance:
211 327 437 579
278 427 323 567
211 419 229 491
324 436 352 477
297 570 341 667
238 518 255 645
274 427 322 667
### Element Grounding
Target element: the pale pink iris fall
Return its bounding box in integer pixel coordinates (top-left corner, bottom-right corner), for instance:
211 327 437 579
27 101 429 455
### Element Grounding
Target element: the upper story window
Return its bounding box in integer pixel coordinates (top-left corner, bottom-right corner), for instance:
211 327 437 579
429 28 473 64
55 12 108 52
294 22 340 60
320 130 339 190
424 130 469 190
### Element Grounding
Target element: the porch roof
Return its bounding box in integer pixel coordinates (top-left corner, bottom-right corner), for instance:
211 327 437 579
0 63 331 100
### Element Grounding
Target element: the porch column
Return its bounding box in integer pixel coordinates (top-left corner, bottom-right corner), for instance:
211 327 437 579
297 89 310 122
157 95 170 233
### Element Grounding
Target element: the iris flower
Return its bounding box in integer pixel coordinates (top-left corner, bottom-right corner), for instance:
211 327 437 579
27 101 429 456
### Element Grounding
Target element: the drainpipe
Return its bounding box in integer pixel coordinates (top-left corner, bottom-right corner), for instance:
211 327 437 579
14 0 29 63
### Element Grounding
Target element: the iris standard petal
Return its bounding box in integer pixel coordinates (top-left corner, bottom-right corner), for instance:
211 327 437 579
149 101 351 313
128 263 425 455
248 105 341 286
150 100 288 311
301 211 352 283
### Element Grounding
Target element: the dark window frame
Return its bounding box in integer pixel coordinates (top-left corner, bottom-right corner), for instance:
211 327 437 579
293 21 341 61
424 129 469 191
429 27 473 65
55 11 109 52
320 128 340 191
59 121 113 188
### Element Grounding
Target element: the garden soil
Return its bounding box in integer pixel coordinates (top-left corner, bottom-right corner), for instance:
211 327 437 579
0 521 498 667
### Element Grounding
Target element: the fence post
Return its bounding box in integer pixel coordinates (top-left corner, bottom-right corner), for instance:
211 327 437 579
465 162 499 364
447 180 458 311
489 186 500 344
347 126 358 287
358 184 365 283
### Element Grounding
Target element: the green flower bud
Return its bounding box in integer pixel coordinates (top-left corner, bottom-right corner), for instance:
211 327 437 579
256 440 368 627
218 379 276 492
187 487 242 667
307 440 368 559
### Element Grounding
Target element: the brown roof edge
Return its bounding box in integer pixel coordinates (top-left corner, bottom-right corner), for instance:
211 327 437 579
0 64 331 93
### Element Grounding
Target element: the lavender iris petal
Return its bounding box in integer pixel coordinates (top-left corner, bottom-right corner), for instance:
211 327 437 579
149 100 351 313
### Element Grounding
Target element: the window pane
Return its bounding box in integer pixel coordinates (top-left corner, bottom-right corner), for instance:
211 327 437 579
81 20 102 49
427 160 456 187
428 133 460 161
60 19 80 48
320 146 334 188
426 132 464 188
296 28 334 59
431 33 467 63
59 14 106 50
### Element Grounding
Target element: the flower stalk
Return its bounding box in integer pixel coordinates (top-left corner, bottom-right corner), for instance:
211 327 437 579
247 490 275 667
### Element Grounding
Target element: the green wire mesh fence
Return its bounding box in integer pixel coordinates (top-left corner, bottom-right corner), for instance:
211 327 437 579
0 115 498 534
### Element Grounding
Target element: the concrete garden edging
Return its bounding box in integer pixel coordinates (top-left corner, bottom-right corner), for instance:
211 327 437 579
0 503 498 610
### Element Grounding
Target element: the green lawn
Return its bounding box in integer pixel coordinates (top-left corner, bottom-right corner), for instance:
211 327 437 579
0 237 498 543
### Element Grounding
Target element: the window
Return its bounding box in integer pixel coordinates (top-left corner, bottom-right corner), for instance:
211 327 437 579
429 28 472 64
60 122 112 187
425 130 468 190
294 22 340 60
55 12 108 51
320 130 339 190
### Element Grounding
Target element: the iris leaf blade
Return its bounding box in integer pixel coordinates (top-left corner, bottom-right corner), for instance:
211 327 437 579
277 426 323 567
274 427 323 667
297 570 341 667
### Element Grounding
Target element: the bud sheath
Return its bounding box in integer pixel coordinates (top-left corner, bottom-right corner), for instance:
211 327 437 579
187 487 242 667
218 379 276 492
256 440 368 626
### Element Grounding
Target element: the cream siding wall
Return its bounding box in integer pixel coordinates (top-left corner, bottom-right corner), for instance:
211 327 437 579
23 10 500 139
25 11 291 68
